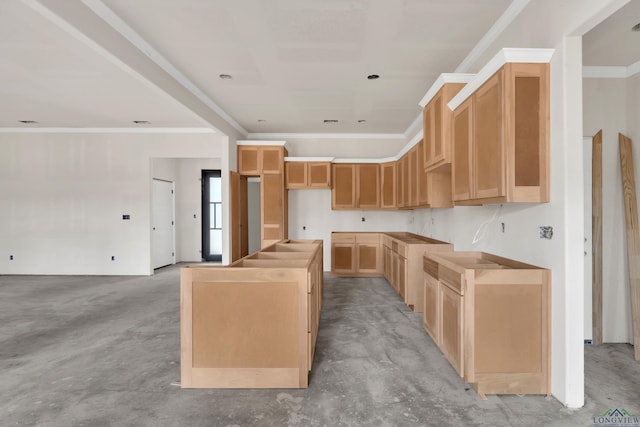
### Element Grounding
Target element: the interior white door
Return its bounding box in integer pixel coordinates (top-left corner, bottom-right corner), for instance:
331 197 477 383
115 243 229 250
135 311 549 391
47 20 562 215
152 179 175 269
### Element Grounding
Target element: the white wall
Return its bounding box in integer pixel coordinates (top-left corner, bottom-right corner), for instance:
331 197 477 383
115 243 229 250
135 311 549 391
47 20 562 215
583 77 632 343
0 132 225 275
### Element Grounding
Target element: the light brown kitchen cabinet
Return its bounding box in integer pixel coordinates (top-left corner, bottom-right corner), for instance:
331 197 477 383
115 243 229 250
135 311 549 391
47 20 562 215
380 162 396 209
395 158 405 209
452 97 473 202
381 233 453 312
451 62 550 205
238 145 286 175
331 233 382 276
422 251 551 398
331 164 380 210
408 146 419 208
261 173 287 248
285 162 331 189
423 83 466 171
180 239 323 389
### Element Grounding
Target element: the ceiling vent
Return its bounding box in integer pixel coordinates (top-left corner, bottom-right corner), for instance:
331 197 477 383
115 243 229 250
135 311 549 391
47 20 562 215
133 120 151 124
19 120 38 124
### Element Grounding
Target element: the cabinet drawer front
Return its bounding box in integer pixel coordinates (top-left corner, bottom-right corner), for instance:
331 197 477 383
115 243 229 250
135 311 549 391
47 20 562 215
439 265 463 294
423 257 439 278
332 234 355 244
355 233 380 244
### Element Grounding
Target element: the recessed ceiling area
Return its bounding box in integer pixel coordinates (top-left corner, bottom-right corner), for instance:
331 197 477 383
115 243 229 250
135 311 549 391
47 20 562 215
1 0 517 133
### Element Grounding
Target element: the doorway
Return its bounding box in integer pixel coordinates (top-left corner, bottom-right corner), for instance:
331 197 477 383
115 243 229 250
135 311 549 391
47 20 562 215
151 178 175 269
202 170 223 261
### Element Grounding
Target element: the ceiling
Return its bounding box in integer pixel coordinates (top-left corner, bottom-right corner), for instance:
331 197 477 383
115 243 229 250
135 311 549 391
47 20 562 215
0 0 636 135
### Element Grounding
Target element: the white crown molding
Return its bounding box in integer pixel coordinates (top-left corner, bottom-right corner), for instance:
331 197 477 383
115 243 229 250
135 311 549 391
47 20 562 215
0 127 216 134
246 132 405 140
284 157 335 162
455 0 531 73
418 74 476 108
81 0 248 137
583 60 640 79
237 140 287 146
332 158 395 164
448 48 554 111
403 114 424 139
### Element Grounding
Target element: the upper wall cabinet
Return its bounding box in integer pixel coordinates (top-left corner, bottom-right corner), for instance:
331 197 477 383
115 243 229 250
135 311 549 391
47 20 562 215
238 144 287 175
285 159 332 189
332 163 380 210
380 162 397 209
449 49 552 205
420 75 473 172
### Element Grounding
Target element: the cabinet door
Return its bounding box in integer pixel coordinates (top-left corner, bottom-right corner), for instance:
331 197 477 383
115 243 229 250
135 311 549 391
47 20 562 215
440 283 463 377
398 256 406 300
402 156 409 209
423 274 439 343
357 164 380 209
356 243 379 274
332 164 356 209
261 173 285 247
473 70 504 199
417 140 430 206
285 162 307 189
452 98 473 201
408 146 419 207
380 162 396 209
261 146 284 174
396 159 405 208
331 243 356 275
423 101 434 167
238 146 260 175
308 162 331 188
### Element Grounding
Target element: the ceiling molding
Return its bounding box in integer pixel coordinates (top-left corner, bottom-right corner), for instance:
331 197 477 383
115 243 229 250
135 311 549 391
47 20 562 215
455 0 531 73
246 133 405 140
583 60 640 78
583 66 628 78
237 140 287 146
332 158 395 164
448 48 554 111
284 157 335 162
0 127 216 134
418 74 475 108
81 0 248 137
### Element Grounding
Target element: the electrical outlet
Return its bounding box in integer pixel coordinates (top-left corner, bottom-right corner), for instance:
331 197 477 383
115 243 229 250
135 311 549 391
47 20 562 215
584 339 593 345
361 217 365 222
302 226 306 230
9 255 13 260
500 222 505 233
111 256 115 261
539 226 553 239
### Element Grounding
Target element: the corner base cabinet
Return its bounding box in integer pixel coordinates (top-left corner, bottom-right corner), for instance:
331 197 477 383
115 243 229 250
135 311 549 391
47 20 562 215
423 251 550 398
180 240 323 389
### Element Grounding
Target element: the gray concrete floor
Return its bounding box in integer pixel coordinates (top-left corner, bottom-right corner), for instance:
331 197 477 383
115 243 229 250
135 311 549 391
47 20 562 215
1 265 639 426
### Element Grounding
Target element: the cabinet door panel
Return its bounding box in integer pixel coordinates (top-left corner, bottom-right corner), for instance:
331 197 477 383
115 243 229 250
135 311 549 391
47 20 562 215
357 164 380 208
433 95 443 160
261 174 284 247
332 244 355 274
357 244 378 274
381 162 396 208
423 103 433 165
452 99 473 201
261 147 283 174
308 162 331 188
474 72 504 199
440 284 463 377
332 164 356 209
285 162 307 188
423 274 439 342
418 141 430 206
238 147 259 175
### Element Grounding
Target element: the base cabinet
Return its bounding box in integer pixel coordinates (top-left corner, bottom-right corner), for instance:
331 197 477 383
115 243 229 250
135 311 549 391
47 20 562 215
423 251 551 398
180 240 323 389
331 233 382 276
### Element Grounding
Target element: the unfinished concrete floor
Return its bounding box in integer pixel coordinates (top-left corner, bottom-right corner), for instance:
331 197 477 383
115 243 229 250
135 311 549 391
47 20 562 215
1 265 639 426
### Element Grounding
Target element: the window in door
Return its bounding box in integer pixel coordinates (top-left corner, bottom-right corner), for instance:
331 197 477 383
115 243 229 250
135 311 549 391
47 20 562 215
202 170 222 262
